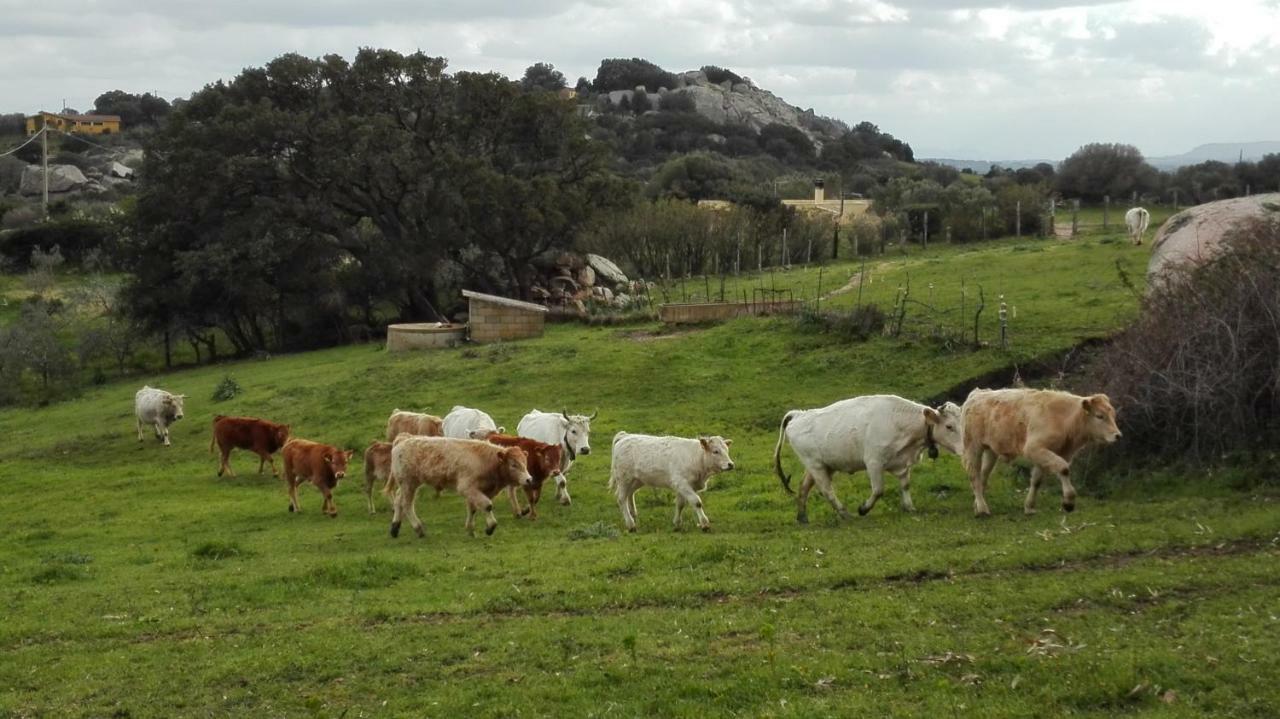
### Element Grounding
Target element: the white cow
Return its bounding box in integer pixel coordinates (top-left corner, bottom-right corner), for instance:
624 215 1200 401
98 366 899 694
517 409 596 506
608 432 735 532
134 386 186 446
1125 207 1150 246
442 406 503 440
773 394 963 523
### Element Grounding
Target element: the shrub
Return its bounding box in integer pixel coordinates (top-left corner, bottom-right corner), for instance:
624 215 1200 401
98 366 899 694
211 375 242 402
2 204 41 231
797 304 886 341
701 65 744 85
1088 215 1280 463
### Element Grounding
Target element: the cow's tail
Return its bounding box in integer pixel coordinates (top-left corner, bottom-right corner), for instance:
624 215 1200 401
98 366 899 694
774 411 798 495
209 415 225 454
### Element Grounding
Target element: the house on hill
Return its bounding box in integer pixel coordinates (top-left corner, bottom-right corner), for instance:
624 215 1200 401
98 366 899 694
26 111 122 136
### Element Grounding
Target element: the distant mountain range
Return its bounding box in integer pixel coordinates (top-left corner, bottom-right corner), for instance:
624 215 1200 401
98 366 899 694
925 141 1280 174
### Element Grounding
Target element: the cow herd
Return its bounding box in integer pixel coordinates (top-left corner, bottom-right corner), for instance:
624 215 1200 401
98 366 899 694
133 382 1122 537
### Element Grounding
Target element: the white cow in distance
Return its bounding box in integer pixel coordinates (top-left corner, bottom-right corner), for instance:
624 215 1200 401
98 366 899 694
442 406 503 440
1125 207 1150 246
135 386 186 446
773 394 963 523
517 409 596 506
608 432 735 532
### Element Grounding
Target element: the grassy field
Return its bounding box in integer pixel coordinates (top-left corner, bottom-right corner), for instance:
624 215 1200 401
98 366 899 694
2 233 1278 717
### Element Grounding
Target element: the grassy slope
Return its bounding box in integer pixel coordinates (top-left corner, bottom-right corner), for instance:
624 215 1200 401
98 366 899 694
2 233 1278 717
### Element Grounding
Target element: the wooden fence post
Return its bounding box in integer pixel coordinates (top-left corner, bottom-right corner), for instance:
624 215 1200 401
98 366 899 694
1071 199 1079 237
1103 195 1109 229
1016 201 1022 238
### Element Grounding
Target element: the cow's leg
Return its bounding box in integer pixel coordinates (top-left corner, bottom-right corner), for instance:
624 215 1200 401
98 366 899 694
615 478 637 532
809 466 852 520
525 486 540 520
321 482 337 518
627 491 638 525
796 471 815 524
555 479 572 507
462 486 498 536
971 450 996 517
390 482 407 538
365 474 376 515
507 486 527 518
1024 465 1044 514
895 467 916 512
674 483 711 532
403 483 426 538
286 477 301 513
1024 446 1075 512
218 446 235 477
673 493 686 530
858 461 887 516
136 416 144 442
161 424 171 447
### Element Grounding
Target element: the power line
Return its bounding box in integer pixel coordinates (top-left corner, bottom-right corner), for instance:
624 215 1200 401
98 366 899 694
0 127 47 158
50 128 128 157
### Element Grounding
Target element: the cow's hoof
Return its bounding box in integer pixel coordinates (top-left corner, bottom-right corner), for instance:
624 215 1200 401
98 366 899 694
857 504 871 517
838 509 854 521
328 513 337 519
390 521 401 538
520 507 530 516
1024 507 1038 515
1062 502 1075 513
559 499 572 507
485 524 496 536
627 526 637 534
415 527 426 539
700 525 711 533
974 511 992 519
288 504 295 513
796 512 808 524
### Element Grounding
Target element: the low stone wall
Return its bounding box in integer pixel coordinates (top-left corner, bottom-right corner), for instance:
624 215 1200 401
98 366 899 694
467 297 548 343
658 300 804 324
386 323 467 352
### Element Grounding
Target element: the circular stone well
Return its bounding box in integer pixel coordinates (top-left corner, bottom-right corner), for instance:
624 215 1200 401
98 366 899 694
386 323 466 352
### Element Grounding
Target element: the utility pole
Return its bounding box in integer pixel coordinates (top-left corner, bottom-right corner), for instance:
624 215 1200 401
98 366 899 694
42 123 49 218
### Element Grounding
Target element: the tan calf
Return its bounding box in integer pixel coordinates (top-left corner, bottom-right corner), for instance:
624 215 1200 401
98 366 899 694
961 388 1121 516
385 409 443 441
281 439 354 517
389 437 532 538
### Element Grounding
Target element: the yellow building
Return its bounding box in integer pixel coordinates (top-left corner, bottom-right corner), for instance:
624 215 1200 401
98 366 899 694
26 111 122 136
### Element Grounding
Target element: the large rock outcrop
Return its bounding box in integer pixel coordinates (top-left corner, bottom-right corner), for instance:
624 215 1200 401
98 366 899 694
1147 193 1280 283
673 71 844 146
19 164 91 195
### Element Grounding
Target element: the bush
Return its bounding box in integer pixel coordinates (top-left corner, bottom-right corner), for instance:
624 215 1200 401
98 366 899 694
1089 215 1280 463
2 204 41 231
592 58 678 93
211 375 242 402
701 65 744 85
797 304 886 341
0 217 120 268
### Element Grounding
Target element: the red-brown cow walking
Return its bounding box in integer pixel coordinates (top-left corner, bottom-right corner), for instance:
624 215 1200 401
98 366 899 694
473 431 564 520
282 439 355 517
210 415 291 478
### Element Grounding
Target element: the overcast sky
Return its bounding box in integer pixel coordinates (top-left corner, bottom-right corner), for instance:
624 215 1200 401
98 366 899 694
3 0 1278 159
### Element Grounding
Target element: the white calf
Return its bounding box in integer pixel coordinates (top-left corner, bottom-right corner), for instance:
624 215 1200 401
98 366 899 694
608 432 735 532
441 406 503 439
773 394 963 523
1125 207 1150 246
134 386 186 447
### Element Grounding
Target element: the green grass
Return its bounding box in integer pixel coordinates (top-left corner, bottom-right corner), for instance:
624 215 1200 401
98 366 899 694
2 234 1278 717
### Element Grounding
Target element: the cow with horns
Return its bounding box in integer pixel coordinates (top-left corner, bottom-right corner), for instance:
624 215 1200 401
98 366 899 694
516 409 596 506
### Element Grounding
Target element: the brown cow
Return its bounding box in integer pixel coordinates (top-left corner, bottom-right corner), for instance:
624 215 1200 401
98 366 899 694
363 440 393 514
385 409 444 441
388 436 532 538
960 388 1121 516
474 431 564 520
210 415 291 477
281 439 355 517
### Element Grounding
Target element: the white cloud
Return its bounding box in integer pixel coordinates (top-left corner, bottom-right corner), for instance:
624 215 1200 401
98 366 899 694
1 0 1277 159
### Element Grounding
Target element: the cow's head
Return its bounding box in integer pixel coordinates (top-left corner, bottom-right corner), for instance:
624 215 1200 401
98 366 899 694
923 402 964 456
699 436 735 472
163 394 186 422
500 446 534 488
274 424 291 450
325 449 355 480
1082 394 1121 444
560 409 595 458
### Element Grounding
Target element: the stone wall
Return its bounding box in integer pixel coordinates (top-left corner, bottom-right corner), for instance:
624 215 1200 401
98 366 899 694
469 299 547 343
385 323 466 352
659 300 803 324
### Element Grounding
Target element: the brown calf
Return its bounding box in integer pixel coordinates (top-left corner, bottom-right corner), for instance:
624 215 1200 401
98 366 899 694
363 440 393 514
389 436 532 538
474 431 564 520
210 415 290 477
961 388 1121 516
385 409 444 441
282 439 355 517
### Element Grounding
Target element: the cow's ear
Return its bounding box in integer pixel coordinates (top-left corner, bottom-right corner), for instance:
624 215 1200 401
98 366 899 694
1081 397 1094 411
699 437 711 450
923 407 941 425
724 438 733 446
345 450 355 459
323 453 333 464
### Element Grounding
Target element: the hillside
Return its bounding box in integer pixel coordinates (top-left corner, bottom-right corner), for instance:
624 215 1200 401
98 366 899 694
1147 141 1280 170
5 227 1279 716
